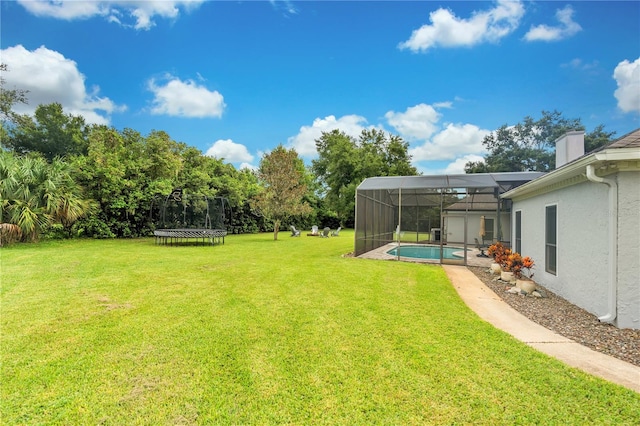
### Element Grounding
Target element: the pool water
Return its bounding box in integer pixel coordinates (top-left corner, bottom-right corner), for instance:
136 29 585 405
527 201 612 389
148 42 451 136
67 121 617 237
386 245 464 260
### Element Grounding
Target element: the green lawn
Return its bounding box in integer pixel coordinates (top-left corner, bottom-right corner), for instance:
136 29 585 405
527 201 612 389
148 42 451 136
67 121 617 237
2 231 639 424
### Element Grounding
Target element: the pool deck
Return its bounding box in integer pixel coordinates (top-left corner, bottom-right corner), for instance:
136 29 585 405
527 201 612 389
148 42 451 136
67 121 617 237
358 242 493 268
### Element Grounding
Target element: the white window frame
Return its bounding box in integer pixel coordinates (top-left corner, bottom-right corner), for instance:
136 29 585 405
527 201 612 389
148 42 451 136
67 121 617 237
483 217 495 243
545 203 558 275
514 210 522 254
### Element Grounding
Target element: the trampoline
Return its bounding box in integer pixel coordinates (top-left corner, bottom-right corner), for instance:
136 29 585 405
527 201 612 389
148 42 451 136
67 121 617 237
153 189 230 246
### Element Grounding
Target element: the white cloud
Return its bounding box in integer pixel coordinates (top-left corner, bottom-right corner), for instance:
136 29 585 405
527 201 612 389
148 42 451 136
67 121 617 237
524 5 582 42
385 102 490 167
409 123 489 162
613 58 640 114
269 0 298 16
433 101 453 109
287 102 490 173
287 103 490 175
1 44 124 125
385 103 442 141
17 0 203 30
205 139 254 163
147 76 226 118
443 154 485 174
17 0 108 20
287 114 375 157
239 162 257 171
561 58 598 71
398 0 524 52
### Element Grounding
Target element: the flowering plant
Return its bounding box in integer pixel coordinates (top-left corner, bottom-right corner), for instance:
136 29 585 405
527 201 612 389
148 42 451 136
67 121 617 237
517 256 535 279
488 242 516 272
503 252 521 274
505 253 535 279
487 242 506 264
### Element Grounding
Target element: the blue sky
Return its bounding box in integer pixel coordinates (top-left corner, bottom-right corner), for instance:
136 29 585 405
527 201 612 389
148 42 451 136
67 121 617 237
2 1 639 173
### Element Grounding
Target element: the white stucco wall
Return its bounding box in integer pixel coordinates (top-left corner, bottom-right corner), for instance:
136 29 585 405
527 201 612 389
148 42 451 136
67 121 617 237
444 212 510 245
511 172 640 329
616 171 640 329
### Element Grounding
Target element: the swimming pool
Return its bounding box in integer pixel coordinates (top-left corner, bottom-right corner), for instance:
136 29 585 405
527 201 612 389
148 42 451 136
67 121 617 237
386 245 465 260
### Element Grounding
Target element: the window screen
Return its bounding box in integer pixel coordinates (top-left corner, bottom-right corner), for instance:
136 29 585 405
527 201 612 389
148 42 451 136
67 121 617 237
515 211 521 254
545 205 557 275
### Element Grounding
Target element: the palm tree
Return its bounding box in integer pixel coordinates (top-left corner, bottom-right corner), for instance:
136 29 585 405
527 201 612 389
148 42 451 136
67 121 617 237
0 151 92 242
0 152 22 245
44 157 94 235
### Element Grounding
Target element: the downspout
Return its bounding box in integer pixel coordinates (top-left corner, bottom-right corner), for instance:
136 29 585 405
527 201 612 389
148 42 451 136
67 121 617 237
463 189 468 266
396 188 402 261
495 187 502 242
585 164 618 324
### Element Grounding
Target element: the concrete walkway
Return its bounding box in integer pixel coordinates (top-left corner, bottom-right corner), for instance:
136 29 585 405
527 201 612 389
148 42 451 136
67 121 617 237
442 265 640 393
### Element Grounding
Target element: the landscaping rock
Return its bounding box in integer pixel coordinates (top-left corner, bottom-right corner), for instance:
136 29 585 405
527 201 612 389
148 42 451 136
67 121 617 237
468 266 640 368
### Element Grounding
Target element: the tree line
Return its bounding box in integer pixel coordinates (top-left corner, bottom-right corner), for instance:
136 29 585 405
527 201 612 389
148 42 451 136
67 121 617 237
0 64 614 243
1 66 421 242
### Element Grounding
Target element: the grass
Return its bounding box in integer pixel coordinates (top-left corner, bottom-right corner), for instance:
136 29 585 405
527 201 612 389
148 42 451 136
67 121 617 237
396 231 432 243
1 230 639 424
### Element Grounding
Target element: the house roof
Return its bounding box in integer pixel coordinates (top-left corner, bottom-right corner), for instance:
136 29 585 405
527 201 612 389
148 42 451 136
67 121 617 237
502 128 640 200
357 172 544 192
598 128 640 150
444 193 502 212
357 172 544 208
356 172 544 210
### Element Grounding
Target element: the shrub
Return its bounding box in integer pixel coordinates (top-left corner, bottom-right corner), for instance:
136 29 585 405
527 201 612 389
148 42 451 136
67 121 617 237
515 256 535 279
488 242 535 278
488 242 507 266
0 223 22 246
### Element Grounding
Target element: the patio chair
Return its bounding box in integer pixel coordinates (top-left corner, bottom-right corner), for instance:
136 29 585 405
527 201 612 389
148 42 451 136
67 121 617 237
311 225 319 235
320 227 331 238
331 226 341 236
475 238 489 257
290 225 301 237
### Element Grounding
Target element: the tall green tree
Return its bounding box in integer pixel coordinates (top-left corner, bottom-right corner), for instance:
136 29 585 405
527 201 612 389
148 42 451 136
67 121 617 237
465 110 615 173
72 126 153 237
221 167 263 234
585 124 616 153
312 129 417 226
176 147 263 233
1 64 29 151
145 130 184 181
0 64 28 126
254 145 312 240
4 103 88 161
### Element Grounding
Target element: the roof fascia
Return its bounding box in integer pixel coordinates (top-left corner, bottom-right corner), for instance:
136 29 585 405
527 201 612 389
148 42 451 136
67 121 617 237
594 147 640 162
502 147 640 200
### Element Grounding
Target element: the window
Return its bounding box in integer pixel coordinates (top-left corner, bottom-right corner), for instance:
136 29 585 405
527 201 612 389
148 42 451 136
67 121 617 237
515 210 522 254
483 217 494 243
545 205 557 275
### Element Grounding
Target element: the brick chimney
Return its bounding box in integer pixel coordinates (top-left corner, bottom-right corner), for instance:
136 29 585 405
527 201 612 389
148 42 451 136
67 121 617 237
555 130 585 168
